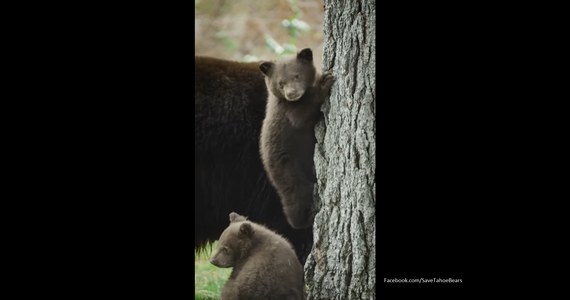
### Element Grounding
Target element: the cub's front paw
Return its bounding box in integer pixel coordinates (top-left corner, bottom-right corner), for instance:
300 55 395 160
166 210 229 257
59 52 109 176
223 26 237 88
318 71 335 93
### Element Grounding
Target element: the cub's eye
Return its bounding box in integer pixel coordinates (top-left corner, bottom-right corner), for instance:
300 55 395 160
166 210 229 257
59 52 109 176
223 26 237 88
279 81 285 88
294 75 300 79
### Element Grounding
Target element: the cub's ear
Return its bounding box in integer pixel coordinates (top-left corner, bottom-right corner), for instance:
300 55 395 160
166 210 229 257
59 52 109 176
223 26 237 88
238 223 254 239
229 212 247 223
297 48 313 62
259 62 274 76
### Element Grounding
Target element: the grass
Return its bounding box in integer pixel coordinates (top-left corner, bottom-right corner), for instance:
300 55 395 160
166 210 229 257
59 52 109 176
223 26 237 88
195 242 232 300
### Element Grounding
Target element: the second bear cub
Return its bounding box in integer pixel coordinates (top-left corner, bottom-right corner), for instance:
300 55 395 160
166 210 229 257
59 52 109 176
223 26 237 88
210 212 305 300
259 48 335 229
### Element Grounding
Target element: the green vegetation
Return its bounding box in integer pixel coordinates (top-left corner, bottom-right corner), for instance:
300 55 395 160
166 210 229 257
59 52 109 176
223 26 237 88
195 242 232 300
195 0 323 63
265 0 311 57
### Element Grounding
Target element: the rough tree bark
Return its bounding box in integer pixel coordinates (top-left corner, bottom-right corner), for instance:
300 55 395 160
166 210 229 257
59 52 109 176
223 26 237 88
305 0 376 299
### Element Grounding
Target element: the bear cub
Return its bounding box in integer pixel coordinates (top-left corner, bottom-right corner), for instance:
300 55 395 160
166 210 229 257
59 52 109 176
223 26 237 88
210 212 305 300
259 48 335 229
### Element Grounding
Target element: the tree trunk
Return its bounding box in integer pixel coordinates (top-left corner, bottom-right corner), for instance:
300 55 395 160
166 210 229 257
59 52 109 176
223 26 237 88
305 0 376 299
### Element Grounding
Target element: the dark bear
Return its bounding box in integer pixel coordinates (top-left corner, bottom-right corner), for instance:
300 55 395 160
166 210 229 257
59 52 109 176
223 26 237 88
210 212 305 300
259 48 335 229
194 56 313 263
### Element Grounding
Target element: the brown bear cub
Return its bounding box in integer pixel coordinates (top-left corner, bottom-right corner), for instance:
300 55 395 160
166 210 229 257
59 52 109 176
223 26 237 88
259 48 335 229
210 212 305 300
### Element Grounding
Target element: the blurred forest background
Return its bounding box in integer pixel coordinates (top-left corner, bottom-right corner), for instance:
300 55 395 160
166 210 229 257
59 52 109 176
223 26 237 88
195 0 325 68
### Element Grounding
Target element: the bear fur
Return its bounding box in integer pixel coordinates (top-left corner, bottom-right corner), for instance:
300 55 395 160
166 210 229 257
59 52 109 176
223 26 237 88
259 48 335 229
210 212 305 300
194 56 313 263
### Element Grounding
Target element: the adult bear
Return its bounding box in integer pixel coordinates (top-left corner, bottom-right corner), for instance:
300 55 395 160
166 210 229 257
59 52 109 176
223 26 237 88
195 56 313 263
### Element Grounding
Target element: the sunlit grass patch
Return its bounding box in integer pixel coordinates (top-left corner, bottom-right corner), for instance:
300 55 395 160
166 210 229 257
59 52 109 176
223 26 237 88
195 242 232 300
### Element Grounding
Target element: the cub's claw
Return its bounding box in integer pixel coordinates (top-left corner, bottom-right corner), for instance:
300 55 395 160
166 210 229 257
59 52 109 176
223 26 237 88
318 72 335 92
